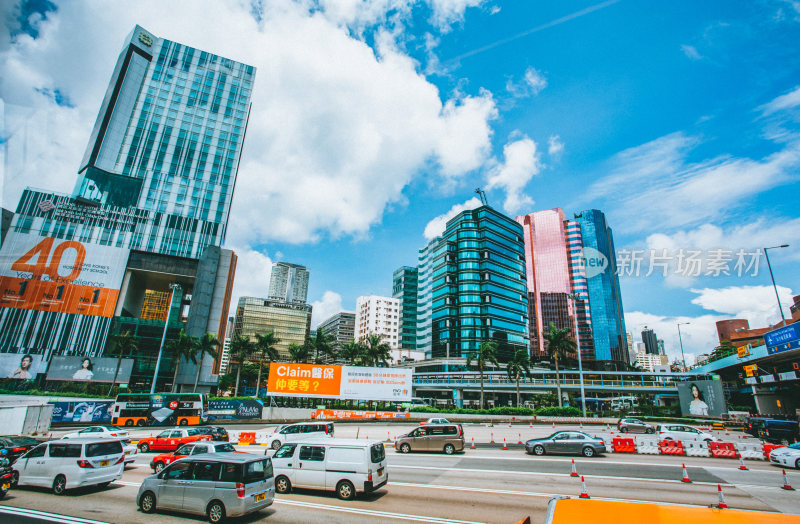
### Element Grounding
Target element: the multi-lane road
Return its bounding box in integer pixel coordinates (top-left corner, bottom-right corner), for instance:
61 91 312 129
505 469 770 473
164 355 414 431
1 422 798 523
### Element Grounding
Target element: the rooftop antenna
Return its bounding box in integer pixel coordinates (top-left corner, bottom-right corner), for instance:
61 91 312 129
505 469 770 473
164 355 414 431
474 188 488 206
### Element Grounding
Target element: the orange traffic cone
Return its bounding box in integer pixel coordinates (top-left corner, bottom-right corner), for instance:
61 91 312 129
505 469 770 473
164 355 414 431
386 432 391 442
738 457 748 471
490 432 495 443
570 459 578 477
552 422 555 429
782 469 795 491
717 484 728 509
681 464 691 483
518 433 523 444
579 476 590 498
471 438 476 450
503 438 508 450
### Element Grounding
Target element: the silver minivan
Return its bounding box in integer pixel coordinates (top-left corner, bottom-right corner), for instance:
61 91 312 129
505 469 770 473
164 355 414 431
137 454 274 523
395 424 465 454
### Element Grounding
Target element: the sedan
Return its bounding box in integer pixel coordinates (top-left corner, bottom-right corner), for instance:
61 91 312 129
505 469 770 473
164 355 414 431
0 436 40 464
150 441 239 473
769 443 800 469
421 418 451 425
61 426 129 440
525 431 605 457
657 424 715 443
122 441 138 464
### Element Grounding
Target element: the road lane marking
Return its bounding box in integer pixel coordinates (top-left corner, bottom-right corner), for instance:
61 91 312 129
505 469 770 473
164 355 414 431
389 464 729 486
0 505 111 524
274 498 487 523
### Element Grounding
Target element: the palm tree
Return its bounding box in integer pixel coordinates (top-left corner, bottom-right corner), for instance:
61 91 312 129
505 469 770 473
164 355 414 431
506 348 531 407
229 334 253 397
253 332 280 398
106 331 139 396
193 332 221 392
542 322 577 407
308 327 336 364
361 334 392 367
287 343 310 363
466 341 499 409
338 339 364 365
167 329 200 393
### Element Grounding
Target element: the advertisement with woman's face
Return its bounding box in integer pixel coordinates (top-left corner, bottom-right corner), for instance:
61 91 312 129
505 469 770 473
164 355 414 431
46 355 133 383
0 353 43 379
677 380 726 417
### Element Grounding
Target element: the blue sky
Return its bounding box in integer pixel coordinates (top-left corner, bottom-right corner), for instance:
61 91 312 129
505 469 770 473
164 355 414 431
3 0 800 363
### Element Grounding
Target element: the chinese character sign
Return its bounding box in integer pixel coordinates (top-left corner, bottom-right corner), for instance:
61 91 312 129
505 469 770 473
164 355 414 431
340 367 412 401
266 364 412 401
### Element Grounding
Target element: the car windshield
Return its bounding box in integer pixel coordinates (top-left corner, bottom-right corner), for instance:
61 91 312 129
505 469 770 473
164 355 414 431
86 441 122 457
371 444 385 463
788 443 800 450
243 459 273 483
214 444 236 452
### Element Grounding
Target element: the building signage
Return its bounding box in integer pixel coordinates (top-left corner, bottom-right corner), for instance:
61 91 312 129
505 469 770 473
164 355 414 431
138 32 153 46
50 400 114 423
0 353 45 379
676 380 726 417
778 371 798 381
737 344 751 358
312 409 410 420
743 364 758 377
0 232 129 317
765 324 800 355
207 399 263 420
745 377 758 385
760 375 776 383
267 363 412 401
46 356 133 383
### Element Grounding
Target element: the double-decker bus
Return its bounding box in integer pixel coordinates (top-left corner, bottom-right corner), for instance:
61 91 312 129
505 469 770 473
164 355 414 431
112 393 208 427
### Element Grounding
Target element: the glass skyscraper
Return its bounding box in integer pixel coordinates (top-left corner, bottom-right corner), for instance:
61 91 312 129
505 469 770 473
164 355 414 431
268 262 310 304
392 266 418 350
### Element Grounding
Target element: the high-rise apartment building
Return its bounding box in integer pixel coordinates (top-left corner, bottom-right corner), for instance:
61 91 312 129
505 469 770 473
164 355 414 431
425 206 529 362
268 262 309 304
234 297 312 360
219 315 235 373
0 26 253 391
641 327 658 355
415 241 437 358
392 266 418 350
318 311 356 347
355 296 400 349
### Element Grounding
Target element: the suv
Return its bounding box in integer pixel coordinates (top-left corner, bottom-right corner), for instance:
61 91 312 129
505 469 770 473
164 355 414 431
744 417 767 437
760 419 800 444
657 424 715 443
395 424 464 454
264 422 334 450
138 454 274 523
617 418 655 434
196 426 229 442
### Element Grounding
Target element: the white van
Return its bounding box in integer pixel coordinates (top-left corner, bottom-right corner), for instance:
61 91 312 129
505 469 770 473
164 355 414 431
263 421 334 450
13 438 125 495
270 439 387 500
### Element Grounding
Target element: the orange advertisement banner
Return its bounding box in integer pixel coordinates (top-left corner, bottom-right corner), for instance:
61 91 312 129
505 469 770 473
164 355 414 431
267 363 342 398
0 276 119 317
313 409 410 420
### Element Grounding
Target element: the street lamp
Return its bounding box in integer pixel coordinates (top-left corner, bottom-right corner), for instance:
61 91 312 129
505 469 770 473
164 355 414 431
568 293 587 418
677 322 690 372
764 244 789 327
151 283 180 394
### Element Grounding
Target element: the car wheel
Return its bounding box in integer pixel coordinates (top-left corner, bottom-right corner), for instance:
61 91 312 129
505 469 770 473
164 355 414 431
646 428 654 434
271 440 282 450
207 500 226 523
136 419 145 427
582 446 595 458
139 443 150 453
620 427 628 434
12 471 19 488
663 437 673 441
124 420 133 427
275 475 291 494
140 491 157 513
704 439 712 444
179 418 188 426
444 444 455 455
154 461 165 473
795 458 800 470
52 474 67 496
400 443 411 453
98 481 112 489
533 445 545 456
337 480 356 501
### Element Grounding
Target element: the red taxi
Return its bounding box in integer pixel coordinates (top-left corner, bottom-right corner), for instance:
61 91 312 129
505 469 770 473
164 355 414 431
137 428 210 453
149 441 239 472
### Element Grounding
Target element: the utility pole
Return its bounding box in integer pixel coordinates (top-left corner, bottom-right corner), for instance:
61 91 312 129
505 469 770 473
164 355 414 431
764 245 789 327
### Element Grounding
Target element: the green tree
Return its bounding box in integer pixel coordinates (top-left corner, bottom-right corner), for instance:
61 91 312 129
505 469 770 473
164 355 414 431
253 332 280 398
361 334 392 367
308 327 337 364
542 322 576 407
338 339 364 365
287 343 310 363
167 329 200 393
711 339 736 361
466 341 499 409
106 331 139 396
506 348 531 407
193 332 221 392
229 334 254 397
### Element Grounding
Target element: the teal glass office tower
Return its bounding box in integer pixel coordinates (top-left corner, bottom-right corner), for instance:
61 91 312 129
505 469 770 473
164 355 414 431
393 266 419 350
427 206 528 362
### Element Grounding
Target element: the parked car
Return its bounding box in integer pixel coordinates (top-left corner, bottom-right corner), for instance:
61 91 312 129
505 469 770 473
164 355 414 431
769 442 800 469
525 431 605 457
759 419 800 444
137 428 211 453
195 426 230 442
395 424 464 454
262 422 334 450
150 441 239 473
0 436 40 464
12 438 124 495
61 425 129 440
656 424 715 443
122 441 138 464
138 454 274 523
271 439 387 500
420 417 451 425
617 418 655 434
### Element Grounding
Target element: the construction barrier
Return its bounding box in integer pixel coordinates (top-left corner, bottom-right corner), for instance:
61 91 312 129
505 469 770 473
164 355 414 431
612 437 636 453
637 438 661 455
684 441 711 458
237 431 256 445
736 442 766 460
763 443 786 460
709 442 738 459
659 440 685 456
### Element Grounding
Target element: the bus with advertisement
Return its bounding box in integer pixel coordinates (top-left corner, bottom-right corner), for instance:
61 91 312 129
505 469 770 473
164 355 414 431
111 393 208 427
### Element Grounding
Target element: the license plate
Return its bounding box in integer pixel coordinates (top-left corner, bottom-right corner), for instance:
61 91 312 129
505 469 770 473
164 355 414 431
100 460 109 466
378 468 384 476
1 483 9 490
255 492 265 502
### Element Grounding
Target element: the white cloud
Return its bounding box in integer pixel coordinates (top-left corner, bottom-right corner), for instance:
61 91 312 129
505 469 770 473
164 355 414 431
311 290 344 329
423 196 481 240
427 0 485 32
314 0 484 34
625 311 722 367
759 85 800 116
506 66 547 98
485 136 541 214
680 44 702 60
547 134 564 158
690 284 795 328
1 0 500 247
229 246 273 313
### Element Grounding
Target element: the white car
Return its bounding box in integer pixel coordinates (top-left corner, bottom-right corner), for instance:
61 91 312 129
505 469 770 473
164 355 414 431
61 425 129 440
769 443 800 469
122 441 138 464
263 421 334 450
656 424 716 443
421 418 451 425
